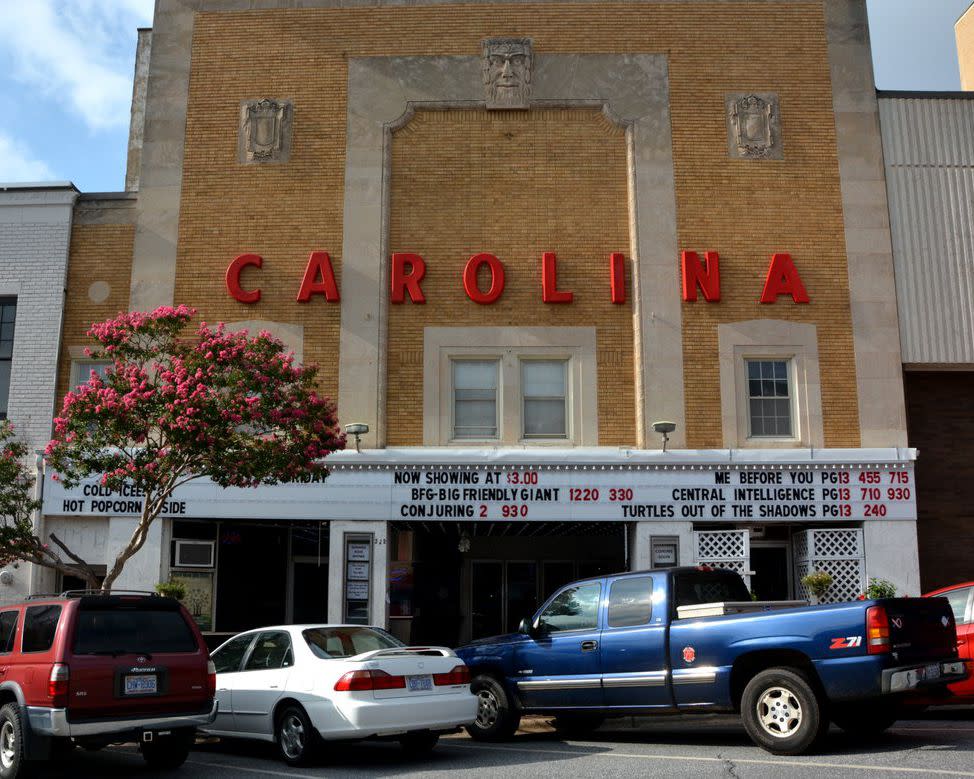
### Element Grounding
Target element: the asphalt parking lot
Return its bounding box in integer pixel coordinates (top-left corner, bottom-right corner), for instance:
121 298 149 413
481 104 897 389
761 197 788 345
32 711 974 778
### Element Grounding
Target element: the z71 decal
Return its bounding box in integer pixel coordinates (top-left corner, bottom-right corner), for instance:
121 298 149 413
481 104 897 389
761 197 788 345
829 636 863 650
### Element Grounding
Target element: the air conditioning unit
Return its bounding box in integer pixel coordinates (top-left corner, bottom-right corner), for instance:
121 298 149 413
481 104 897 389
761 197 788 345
174 539 215 568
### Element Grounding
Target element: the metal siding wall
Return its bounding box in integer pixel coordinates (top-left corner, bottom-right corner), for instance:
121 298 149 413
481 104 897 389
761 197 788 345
879 97 974 365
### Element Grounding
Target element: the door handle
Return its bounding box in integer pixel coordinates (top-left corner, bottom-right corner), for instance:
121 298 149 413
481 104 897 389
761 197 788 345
580 640 598 652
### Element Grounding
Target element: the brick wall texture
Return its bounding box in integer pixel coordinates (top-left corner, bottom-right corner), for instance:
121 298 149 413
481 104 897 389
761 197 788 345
0 215 71 452
905 372 974 592
68 1 862 448
57 224 135 407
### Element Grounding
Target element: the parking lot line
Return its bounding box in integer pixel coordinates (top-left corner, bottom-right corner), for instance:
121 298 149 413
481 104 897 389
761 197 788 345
441 741 974 776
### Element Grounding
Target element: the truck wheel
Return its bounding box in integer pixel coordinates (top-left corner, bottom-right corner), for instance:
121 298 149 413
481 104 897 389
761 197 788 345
831 703 900 736
466 675 520 742
740 667 828 755
551 714 605 738
0 704 27 779
140 728 194 769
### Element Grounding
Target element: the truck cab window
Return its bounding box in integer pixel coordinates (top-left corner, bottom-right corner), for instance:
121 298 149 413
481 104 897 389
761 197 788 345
537 582 601 632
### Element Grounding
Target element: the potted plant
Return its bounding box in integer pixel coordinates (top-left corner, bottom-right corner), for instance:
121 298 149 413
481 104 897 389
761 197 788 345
864 577 896 599
155 579 187 601
800 570 833 605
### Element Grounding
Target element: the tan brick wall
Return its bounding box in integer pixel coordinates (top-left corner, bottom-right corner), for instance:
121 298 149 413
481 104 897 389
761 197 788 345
387 109 633 446
168 1 859 447
958 6 974 91
58 224 135 407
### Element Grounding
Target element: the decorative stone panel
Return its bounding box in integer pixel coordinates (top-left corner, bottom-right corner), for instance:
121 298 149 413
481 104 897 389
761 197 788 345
726 93 782 160
238 98 292 164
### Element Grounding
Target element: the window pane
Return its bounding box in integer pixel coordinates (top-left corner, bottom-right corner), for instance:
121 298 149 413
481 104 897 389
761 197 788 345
212 634 254 673
523 398 566 437
0 362 9 417
746 359 792 438
22 605 62 653
453 360 497 439
245 631 292 670
454 360 497 390
0 612 17 653
73 608 197 654
608 576 653 628
539 583 601 632
944 588 971 625
523 361 565 397
0 303 14 324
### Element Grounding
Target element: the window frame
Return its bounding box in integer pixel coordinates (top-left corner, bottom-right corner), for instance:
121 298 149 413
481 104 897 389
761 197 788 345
718 320 824 449
0 297 16 421
0 610 19 654
450 357 501 442
21 604 62 654
212 632 259 674
243 630 294 672
520 358 569 441
743 357 796 441
606 575 655 628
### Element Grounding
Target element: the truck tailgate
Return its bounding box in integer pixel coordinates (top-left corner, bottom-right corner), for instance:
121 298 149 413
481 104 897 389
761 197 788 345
884 597 958 662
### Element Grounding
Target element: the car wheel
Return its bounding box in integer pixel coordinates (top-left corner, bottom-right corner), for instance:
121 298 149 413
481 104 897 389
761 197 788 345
740 667 828 755
466 675 520 742
551 714 605 739
0 704 27 779
831 703 901 736
140 728 194 769
399 731 439 756
276 705 320 766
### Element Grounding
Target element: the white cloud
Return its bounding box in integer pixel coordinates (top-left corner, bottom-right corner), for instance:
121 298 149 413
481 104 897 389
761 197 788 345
0 0 154 132
0 133 56 182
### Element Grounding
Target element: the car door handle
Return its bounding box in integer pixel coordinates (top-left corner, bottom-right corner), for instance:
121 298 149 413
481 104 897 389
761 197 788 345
580 640 598 652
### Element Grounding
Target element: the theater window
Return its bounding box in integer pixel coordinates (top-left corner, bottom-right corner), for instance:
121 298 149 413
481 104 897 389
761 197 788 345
717 320 824 449
425 327 598 446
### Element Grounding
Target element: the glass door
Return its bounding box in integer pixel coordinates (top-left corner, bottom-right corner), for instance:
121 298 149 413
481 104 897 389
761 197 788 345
291 558 328 623
506 562 538 632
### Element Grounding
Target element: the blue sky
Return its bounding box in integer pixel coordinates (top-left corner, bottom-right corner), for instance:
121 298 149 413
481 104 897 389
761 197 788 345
0 0 970 193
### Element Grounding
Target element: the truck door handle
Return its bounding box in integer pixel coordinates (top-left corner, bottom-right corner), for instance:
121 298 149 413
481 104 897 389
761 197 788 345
580 640 598 652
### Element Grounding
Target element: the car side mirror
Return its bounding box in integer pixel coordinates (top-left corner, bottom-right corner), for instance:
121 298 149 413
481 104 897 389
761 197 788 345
518 617 536 637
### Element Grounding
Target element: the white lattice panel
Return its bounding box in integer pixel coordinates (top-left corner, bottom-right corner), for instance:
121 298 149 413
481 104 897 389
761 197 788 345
694 530 750 588
792 528 865 603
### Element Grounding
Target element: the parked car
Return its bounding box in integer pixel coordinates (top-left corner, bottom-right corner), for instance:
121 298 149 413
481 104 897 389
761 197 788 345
456 566 967 756
204 624 477 765
0 590 216 777
923 581 974 701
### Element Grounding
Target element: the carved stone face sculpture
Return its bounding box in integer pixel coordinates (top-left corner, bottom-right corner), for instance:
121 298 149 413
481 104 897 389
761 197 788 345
482 38 533 109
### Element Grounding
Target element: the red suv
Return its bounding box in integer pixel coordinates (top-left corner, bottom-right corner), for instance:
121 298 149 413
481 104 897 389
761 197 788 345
0 590 216 777
924 581 974 702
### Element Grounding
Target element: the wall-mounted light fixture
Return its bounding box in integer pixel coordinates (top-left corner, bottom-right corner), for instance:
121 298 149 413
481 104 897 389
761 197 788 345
344 423 369 453
652 420 676 452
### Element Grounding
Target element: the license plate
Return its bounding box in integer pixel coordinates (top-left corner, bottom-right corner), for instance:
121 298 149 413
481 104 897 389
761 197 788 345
924 663 941 681
124 674 158 695
407 675 433 692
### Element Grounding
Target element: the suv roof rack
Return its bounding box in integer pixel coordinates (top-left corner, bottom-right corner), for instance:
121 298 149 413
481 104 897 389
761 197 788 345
60 589 159 598
25 593 61 600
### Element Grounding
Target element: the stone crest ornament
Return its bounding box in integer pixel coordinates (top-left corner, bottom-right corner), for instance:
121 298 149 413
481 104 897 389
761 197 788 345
482 37 533 109
726 93 782 160
239 98 292 164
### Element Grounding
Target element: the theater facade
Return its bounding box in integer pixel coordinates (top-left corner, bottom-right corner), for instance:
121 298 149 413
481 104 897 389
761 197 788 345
37 0 918 646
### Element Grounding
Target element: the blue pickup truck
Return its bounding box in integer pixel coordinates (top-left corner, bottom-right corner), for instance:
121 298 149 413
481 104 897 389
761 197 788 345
455 566 967 755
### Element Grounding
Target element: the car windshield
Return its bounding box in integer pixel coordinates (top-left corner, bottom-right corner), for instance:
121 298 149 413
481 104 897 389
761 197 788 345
303 627 405 659
73 609 197 654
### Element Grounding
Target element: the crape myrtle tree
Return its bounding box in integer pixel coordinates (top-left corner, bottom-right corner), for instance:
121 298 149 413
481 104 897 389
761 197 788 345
44 305 345 592
0 421 101 589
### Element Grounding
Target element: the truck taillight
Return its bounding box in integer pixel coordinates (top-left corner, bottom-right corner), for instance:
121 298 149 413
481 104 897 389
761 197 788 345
207 659 217 697
433 665 471 686
866 605 891 654
49 664 69 707
334 669 406 691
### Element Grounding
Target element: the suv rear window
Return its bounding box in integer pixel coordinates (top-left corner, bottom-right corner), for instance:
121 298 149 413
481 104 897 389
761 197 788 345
73 609 197 655
23 605 62 653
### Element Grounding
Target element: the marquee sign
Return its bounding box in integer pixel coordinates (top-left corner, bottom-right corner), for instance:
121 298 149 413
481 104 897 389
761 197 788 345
44 461 915 523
